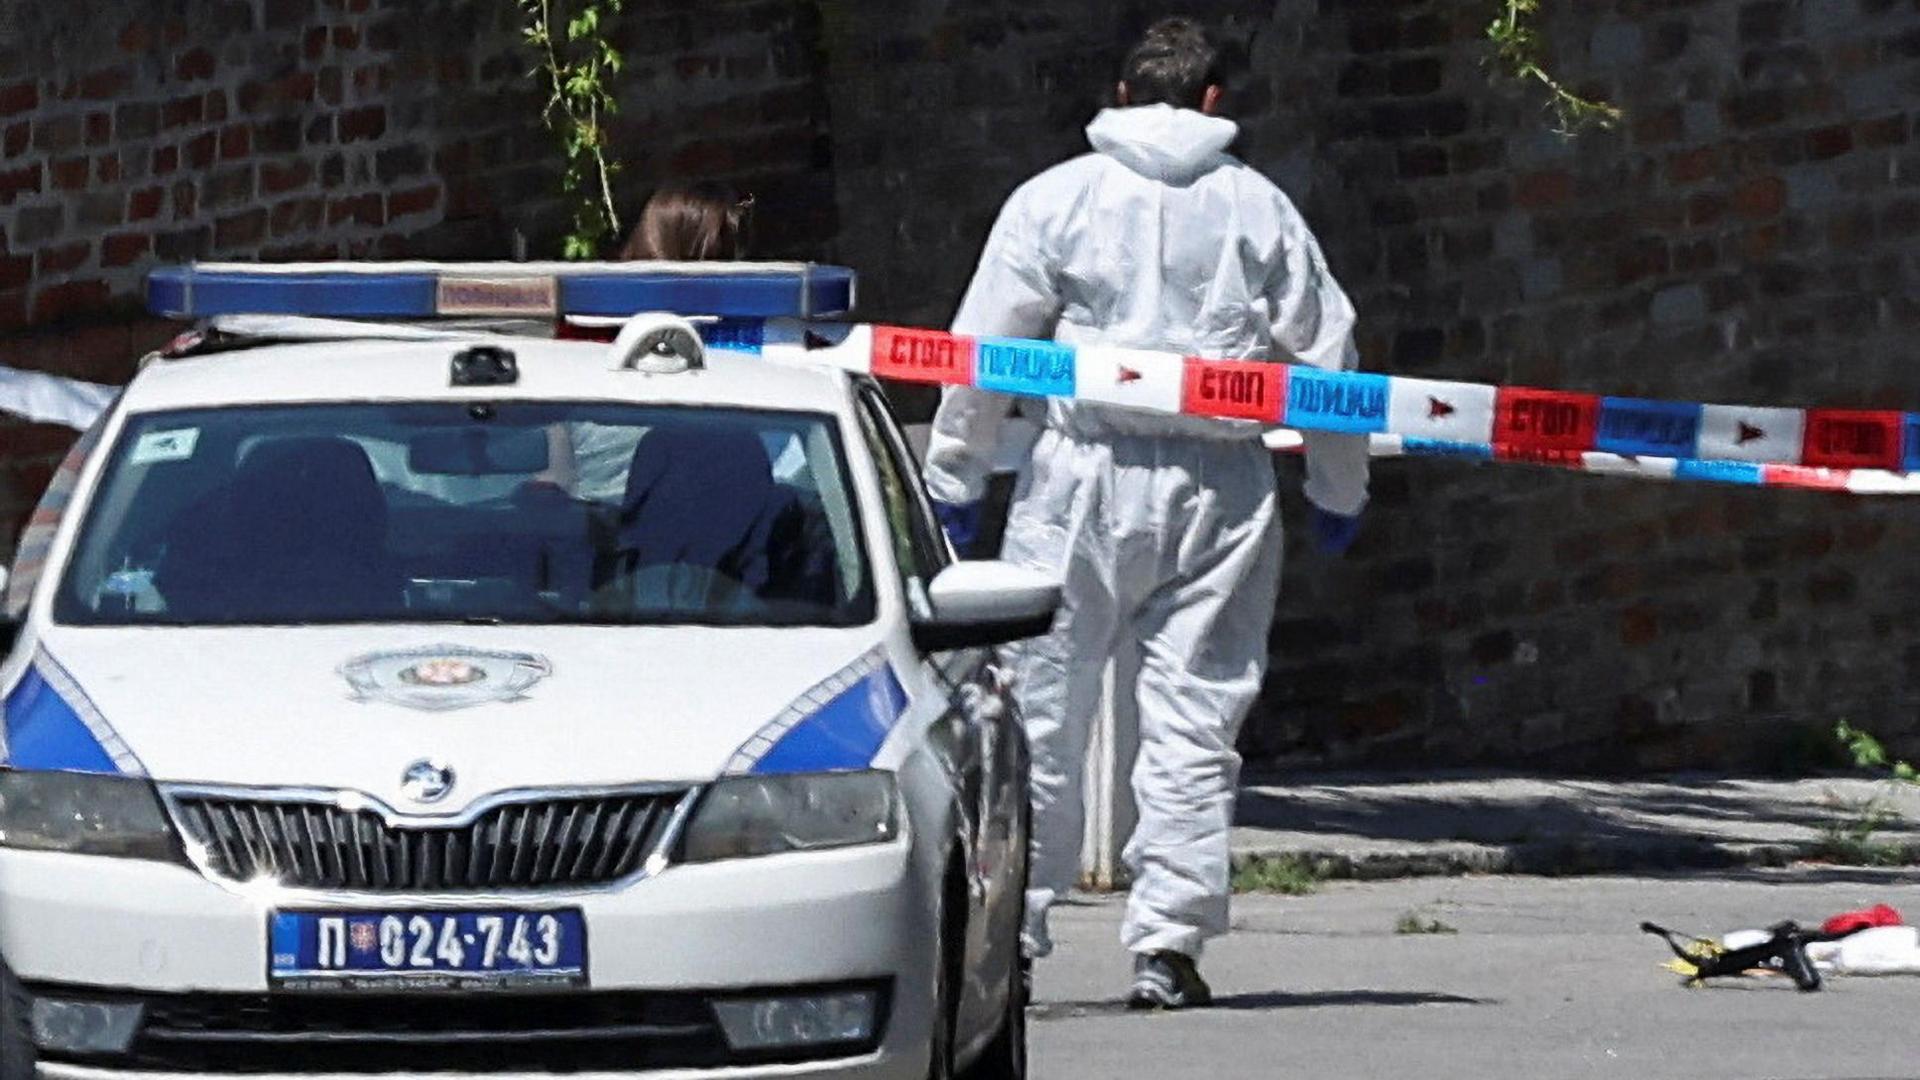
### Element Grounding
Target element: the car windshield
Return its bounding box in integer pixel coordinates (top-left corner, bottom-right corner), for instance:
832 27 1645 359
55 402 873 628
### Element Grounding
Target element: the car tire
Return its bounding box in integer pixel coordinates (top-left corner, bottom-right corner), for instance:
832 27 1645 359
962 802 1031 1080
960 950 1028 1080
926 860 965 1080
0 961 37 1080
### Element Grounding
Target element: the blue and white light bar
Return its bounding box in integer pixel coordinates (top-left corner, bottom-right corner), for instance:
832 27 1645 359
147 261 857 321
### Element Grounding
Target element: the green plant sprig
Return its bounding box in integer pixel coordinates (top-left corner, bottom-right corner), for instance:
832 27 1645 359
522 0 626 259
1486 0 1623 136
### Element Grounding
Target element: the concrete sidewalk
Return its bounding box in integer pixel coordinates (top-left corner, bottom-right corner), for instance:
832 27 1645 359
1231 772 1920 878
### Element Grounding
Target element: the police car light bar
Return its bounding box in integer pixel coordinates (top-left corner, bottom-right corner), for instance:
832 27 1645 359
146 261 857 321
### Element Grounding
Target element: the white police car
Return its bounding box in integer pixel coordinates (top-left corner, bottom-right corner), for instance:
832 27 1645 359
0 264 1055 1079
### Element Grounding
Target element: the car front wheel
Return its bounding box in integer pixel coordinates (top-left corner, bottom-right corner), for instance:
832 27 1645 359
960 948 1028 1080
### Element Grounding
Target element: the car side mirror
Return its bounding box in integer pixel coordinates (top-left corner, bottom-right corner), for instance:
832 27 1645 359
910 561 1060 653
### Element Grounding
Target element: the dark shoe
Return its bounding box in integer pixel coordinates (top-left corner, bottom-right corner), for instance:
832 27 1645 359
1127 950 1212 1010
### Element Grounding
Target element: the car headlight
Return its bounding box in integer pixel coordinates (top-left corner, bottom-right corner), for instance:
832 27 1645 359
680 770 899 863
0 770 181 861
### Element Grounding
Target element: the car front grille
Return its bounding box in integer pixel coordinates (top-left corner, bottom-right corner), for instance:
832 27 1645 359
168 789 690 892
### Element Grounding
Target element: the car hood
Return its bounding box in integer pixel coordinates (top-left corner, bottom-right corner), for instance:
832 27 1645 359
19 624 893 813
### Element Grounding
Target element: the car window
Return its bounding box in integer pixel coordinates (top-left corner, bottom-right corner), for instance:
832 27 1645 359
853 384 949 619
54 402 874 628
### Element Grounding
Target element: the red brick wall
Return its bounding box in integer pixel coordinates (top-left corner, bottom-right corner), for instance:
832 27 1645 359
4 0 1917 769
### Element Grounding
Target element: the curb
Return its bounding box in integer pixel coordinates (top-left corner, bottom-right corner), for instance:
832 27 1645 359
1231 840 1838 881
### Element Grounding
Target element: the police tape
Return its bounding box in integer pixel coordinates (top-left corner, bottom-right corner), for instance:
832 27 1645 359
723 319 1920 496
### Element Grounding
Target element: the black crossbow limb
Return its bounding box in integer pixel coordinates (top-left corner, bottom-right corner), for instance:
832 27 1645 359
1640 920 1858 992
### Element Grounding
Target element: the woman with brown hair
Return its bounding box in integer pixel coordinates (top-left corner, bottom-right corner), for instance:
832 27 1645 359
540 182 757 503
617 181 754 262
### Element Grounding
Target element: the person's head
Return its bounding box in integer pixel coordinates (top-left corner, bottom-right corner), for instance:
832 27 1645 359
618 181 753 261
1116 16 1224 115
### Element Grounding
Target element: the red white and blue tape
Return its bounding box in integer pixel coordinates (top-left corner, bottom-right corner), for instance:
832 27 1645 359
704 318 1920 496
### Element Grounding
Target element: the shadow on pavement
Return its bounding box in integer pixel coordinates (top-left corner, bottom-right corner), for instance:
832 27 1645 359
1031 989 1490 1021
1231 771 1920 876
1214 989 1494 1010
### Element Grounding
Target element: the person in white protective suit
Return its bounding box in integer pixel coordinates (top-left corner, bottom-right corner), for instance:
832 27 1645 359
921 17 1370 1009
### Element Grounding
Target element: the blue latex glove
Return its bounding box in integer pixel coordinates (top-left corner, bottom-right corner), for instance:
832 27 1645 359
932 500 984 558
1309 505 1362 556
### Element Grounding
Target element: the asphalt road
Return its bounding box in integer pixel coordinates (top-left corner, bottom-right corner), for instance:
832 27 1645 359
1029 871 1920 1080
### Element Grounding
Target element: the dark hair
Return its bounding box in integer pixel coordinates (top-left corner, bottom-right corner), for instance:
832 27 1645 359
618 181 753 261
1120 17 1222 110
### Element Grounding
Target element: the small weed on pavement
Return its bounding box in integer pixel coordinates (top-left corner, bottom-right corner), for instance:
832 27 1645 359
1231 854 1330 895
1394 909 1459 935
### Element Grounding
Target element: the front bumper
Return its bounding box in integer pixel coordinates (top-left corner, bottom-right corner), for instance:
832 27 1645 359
0 841 935 1078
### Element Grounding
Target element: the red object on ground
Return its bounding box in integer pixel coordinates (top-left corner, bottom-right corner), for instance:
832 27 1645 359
1821 903 1904 935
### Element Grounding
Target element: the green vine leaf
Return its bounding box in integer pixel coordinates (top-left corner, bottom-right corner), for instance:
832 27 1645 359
524 0 627 259
1486 0 1622 136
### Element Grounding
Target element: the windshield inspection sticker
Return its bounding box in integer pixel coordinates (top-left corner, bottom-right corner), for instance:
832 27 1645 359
130 427 200 466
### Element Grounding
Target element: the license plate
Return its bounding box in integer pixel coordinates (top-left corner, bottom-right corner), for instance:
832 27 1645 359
270 910 586 991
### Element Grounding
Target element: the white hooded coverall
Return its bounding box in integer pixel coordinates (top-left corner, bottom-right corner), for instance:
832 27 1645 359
923 104 1369 959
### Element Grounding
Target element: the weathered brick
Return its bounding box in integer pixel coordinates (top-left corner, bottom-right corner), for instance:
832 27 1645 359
170 179 198 221
213 207 268 249
0 81 37 118
263 0 311 29
77 66 131 101
259 159 314 196
1666 146 1717 185
12 204 62 245
75 192 123 228
249 117 302 156
1806 124 1853 160
32 114 82 154
100 231 152 267
113 101 159 141
32 279 112 323
1514 170 1574 209
84 111 110 147
128 186 164 222
1858 114 1909 148
387 183 440 219
219 124 251 160
1397 144 1447 179
269 195 325 236
49 156 89 191
35 241 90 275
1731 175 1788 218
154 226 212 265
326 191 385 227
203 165 256 209
374 143 426 183
183 130 218 170
2 123 27 158
0 163 41 205
161 94 205 130
174 47 217 82
317 66 344 106
337 105 387 143
0 251 31 294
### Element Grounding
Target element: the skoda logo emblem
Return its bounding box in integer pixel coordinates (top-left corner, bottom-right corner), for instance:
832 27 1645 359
400 760 456 804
